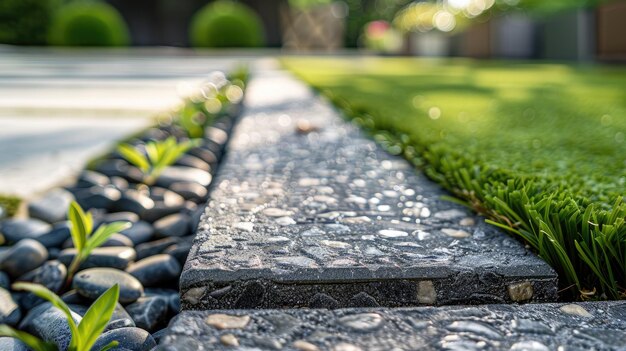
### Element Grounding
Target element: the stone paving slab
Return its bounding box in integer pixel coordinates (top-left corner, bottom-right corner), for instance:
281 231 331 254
158 301 626 350
180 68 557 309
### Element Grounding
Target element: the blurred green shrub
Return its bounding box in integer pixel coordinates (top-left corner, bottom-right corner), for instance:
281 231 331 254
189 0 264 48
288 0 332 10
48 2 130 46
0 0 56 45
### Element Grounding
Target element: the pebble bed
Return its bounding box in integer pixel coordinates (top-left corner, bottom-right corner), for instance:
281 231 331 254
0 74 242 350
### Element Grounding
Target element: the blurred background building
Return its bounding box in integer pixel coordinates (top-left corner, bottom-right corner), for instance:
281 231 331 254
0 0 624 61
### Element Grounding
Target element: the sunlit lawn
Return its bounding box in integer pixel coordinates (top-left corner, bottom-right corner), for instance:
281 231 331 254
284 57 626 299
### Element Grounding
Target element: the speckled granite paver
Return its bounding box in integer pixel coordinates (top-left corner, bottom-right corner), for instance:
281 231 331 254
180 69 557 309
158 301 626 351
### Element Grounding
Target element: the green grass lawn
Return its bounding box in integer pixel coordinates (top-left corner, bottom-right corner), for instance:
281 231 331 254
283 57 626 300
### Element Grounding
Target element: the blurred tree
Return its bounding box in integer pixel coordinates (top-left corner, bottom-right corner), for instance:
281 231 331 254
0 0 57 45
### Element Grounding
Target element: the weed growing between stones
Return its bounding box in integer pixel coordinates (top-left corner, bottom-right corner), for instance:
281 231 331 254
0 283 120 351
284 57 626 300
118 137 200 186
65 202 131 287
176 70 247 138
0 195 21 219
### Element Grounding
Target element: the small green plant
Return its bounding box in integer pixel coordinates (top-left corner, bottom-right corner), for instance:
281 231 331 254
178 102 212 139
228 65 250 85
189 0 264 48
66 202 131 284
0 282 120 351
48 1 130 46
117 137 199 185
0 194 21 219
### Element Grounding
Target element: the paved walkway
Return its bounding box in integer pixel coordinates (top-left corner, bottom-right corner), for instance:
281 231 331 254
180 68 556 309
162 68 626 351
0 47 260 197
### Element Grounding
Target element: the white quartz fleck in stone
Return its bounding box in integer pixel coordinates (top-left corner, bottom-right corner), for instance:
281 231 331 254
378 229 409 238
234 222 254 232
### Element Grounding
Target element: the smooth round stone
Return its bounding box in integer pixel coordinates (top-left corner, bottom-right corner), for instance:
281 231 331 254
144 287 178 297
0 219 51 244
61 290 91 305
135 237 180 261
0 239 48 278
142 203 183 224
59 247 136 270
0 271 9 289
189 207 204 233
91 327 156 351
73 268 144 304
163 241 193 266
35 221 72 248
127 254 181 288
28 189 74 224
207 126 229 145
174 154 211 171
94 159 144 183
0 287 21 326
141 128 169 141
110 176 130 191
107 303 136 331
156 166 212 188
99 233 134 248
189 147 218 165
148 187 185 204
102 211 140 224
141 188 186 222
75 186 122 211
70 302 135 332
112 190 155 216
154 214 191 238
76 170 111 188
24 303 82 351
169 293 181 314
169 182 208 203
17 260 67 293
0 337 28 351
125 295 169 332
15 290 46 311
151 329 168 345
120 221 154 245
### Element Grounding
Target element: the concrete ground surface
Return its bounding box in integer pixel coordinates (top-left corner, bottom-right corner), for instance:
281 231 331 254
0 47 264 198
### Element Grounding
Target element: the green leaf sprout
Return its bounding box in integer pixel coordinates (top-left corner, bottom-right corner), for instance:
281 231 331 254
0 283 121 351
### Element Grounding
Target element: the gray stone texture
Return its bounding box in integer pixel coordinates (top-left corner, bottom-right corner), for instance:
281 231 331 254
180 70 557 309
158 301 626 351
